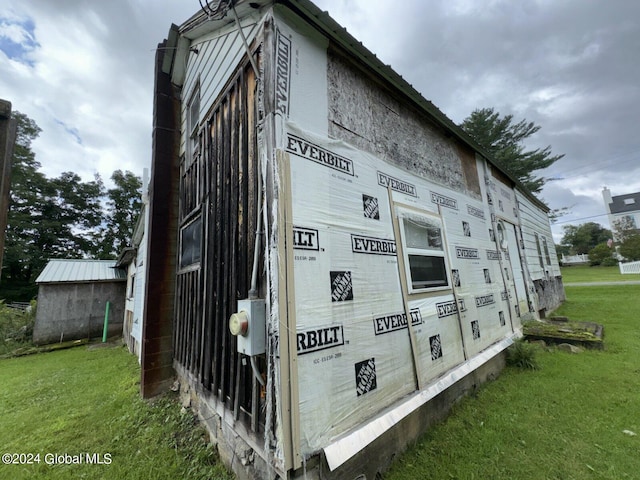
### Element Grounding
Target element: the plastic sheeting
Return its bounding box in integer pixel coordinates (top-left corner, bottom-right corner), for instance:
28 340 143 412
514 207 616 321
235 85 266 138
283 122 521 457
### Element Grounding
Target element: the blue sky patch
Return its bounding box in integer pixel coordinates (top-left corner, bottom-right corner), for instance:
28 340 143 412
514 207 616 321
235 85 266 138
0 16 39 66
55 119 83 146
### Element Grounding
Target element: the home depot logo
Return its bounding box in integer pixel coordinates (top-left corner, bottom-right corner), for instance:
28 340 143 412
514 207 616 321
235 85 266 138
373 309 422 335
362 194 380 220
355 358 377 397
475 294 495 308
431 191 458 210
275 31 291 116
297 325 344 355
330 271 353 302
455 247 479 259
293 227 319 251
377 171 417 197
286 134 354 176
351 234 396 256
436 299 467 318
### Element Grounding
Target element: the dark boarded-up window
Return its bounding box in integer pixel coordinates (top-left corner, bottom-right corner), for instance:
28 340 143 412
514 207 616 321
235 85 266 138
180 216 201 269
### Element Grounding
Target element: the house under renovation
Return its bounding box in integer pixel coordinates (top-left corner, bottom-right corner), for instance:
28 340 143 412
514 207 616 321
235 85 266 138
142 1 564 478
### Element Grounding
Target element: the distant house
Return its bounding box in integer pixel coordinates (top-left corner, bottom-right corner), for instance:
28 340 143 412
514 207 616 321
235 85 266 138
603 187 640 240
116 171 149 362
33 259 126 345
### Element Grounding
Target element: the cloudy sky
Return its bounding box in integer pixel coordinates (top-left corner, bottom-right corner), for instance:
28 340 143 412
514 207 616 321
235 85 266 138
2 0 639 242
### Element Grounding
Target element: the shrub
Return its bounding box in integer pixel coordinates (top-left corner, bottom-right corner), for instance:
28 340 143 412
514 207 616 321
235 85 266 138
506 339 540 370
588 242 614 266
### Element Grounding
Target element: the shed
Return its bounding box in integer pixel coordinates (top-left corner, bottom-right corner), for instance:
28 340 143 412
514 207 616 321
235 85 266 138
33 259 126 345
144 1 565 478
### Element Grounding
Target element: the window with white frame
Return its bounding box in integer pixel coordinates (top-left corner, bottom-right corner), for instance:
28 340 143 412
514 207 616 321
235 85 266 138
397 208 449 293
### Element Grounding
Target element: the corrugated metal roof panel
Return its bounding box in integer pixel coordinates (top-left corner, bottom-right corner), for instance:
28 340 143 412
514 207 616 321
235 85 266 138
35 259 127 284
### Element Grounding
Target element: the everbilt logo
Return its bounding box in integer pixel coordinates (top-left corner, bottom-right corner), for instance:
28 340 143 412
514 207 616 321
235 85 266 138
475 294 495 307
373 309 422 335
293 227 319 250
436 299 467 318
297 325 344 355
286 134 354 175
456 247 479 259
275 32 291 115
377 172 417 197
467 204 485 219
486 250 501 260
431 192 458 210
351 235 396 256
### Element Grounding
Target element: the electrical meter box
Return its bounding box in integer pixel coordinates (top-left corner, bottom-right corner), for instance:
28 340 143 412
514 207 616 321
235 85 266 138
229 299 266 356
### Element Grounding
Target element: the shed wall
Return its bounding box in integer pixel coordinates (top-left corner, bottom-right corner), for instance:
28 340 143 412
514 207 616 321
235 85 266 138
33 282 125 345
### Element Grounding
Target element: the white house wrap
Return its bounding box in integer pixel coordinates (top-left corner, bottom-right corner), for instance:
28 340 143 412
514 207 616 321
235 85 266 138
147 1 565 479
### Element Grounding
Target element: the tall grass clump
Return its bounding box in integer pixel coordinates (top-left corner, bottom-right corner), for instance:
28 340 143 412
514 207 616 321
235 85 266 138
506 338 540 370
0 300 36 355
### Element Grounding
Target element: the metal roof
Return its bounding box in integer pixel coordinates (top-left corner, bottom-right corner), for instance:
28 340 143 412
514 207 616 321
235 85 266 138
35 259 127 284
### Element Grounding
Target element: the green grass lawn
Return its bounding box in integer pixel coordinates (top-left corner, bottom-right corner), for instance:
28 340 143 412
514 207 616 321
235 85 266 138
560 264 639 283
0 344 233 480
385 284 640 480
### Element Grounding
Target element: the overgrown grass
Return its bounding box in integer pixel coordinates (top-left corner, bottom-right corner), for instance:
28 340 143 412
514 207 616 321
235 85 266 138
560 264 638 283
0 344 233 480
385 284 640 479
0 301 36 355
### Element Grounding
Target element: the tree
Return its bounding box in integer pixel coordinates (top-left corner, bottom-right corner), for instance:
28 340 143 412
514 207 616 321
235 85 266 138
588 243 616 266
95 170 142 259
1 112 106 300
560 222 612 255
612 216 638 243
460 107 564 194
618 235 640 261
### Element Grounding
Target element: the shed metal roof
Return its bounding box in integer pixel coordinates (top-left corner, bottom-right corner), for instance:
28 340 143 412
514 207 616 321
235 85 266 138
35 259 127 284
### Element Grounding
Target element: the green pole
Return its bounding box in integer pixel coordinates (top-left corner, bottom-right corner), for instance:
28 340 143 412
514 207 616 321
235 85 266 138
102 301 111 343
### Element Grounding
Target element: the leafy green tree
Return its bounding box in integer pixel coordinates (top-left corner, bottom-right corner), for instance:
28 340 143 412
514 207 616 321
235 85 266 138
618 235 640 261
1 112 106 300
560 222 612 255
460 107 564 194
95 170 142 259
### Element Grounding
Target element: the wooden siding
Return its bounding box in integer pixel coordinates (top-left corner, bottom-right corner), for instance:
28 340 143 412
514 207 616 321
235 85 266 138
181 17 262 159
174 59 262 430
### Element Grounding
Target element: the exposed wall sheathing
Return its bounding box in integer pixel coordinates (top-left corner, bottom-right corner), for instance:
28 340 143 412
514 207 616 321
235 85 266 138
327 51 481 201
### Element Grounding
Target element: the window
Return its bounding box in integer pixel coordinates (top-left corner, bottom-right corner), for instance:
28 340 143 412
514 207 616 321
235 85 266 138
535 233 544 268
180 216 202 269
542 237 551 265
624 198 636 205
187 84 200 161
398 208 449 293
